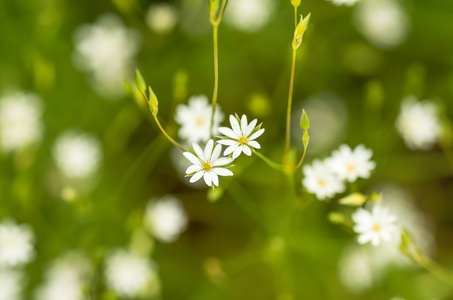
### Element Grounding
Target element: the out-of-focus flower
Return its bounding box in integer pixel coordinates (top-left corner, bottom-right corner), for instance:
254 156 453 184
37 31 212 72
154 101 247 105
302 159 345 200
395 96 442 150
0 268 23 300
175 95 224 144
146 3 178 34
73 14 141 99
144 196 188 243
0 219 35 268
218 115 264 159
352 205 398 247
354 0 410 49
34 251 93 300
327 144 376 182
53 129 102 179
183 139 234 187
104 249 158 298
224 0 274 33
0 92 43 153
327 0 360 6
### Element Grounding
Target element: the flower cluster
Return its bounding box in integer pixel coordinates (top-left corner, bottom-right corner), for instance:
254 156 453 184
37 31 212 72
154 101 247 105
302 144 376 200
183 114 264 187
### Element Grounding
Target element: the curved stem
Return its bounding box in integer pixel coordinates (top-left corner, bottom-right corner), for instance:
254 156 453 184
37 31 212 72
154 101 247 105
284 50 297 161
210 23 219 137
153 115 186 151
294 146 307 170
254 151 284 171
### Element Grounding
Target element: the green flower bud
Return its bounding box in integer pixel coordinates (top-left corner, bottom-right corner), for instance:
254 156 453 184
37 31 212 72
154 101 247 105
292 13 311 50
291 0 301 8
148 86 159 116
135 69 147 95
300 109 310 130
339 193 367 206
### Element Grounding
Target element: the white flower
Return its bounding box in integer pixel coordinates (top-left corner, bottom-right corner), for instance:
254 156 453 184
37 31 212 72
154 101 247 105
0 91 43 153
224 0 274 33
175 95 224 144
327 0 360 6
183 139 234 187
73 14 141 98
327 144 376 182
352 205 398 247
0 219 35 268
354 0 410 49
302 159 345 200
35 251 93 300
218 115 264 159
0 268 23 300
53 129 102 179
395 96 442 150
104 249 158 298
146 3 177 34
144 196 188 243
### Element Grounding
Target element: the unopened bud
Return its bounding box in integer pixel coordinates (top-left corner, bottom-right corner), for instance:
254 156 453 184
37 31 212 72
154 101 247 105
135 69 147 95
300 109 310 130
292 13 311 50
148 86 159 116
291 0 301 8
339 193 367 206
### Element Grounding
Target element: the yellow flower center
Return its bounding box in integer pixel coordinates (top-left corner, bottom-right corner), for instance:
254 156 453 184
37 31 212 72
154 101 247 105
202 162 211 170
347 164 356 172
239 136 247 144
195 118 205 126
317 179 326 187
372 223 381 232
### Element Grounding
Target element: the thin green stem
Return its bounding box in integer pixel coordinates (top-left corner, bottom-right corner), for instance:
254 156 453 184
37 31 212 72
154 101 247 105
284 50 297 163
210 23 219 138
153 115 186 151
420 258 453 289
254 151 284 171
294 5 298 28
294 147 307 170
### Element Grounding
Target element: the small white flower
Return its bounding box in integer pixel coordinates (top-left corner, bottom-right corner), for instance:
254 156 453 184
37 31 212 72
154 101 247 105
395 96 442 150
53 129 102 179
0 268 23 300
0 219 35 268
73 14 141 98
224 0 274 33
146 3 178 34
104 249 158 298
327 0 360 6
218 114 264 159
175 95 224 144
144 196 188 243
0 92 43 153
352 205 398 247
354 0 410 49
327 144 376 182
183 139 233 187
302 159 345 200
35 251 93 300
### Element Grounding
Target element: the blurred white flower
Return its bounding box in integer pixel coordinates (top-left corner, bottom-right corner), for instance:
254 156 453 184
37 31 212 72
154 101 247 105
327 144 376 182
302 159 345 200
355 0 410 49
35 251 93 300
104 249 158 298
0 268 23 300
0 219 35 268
395 96 442 150
0 91 43 153
327 0 360 6
183 139 234 187
352 205 398 247
224 0 274 33
73 14 141 99
218 115 264 159
146 3 178 34
53 129 102 179
144 196 188 243
175 95 224 144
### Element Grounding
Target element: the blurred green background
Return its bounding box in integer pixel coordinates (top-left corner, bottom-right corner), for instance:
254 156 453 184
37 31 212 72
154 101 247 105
1 0 453 299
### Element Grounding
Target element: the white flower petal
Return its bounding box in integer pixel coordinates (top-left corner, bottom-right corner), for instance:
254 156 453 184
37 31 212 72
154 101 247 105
249 128 264 140
210 172 219 186
242 145 252 156
203 172 212 186
213 157 234 166
245 119 257 136
218 127 238 139
212 167 233 176
189 171 204 183
248 140 260 149
186 165 202 174
240 115 248 135
223 145 237 156
211 144 222 161
218 139 237 146
230 115 242 136
204 139 214 159
183 152 201 165
193 143 205 161
232 146 243 159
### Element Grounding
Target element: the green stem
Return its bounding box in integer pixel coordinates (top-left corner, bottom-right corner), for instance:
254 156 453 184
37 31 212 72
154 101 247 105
210 23 219 138
284 50 297 163
420 258 453 289
153 115 186 151
254 151 284 171
294 5 298 28
294 146 307 170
